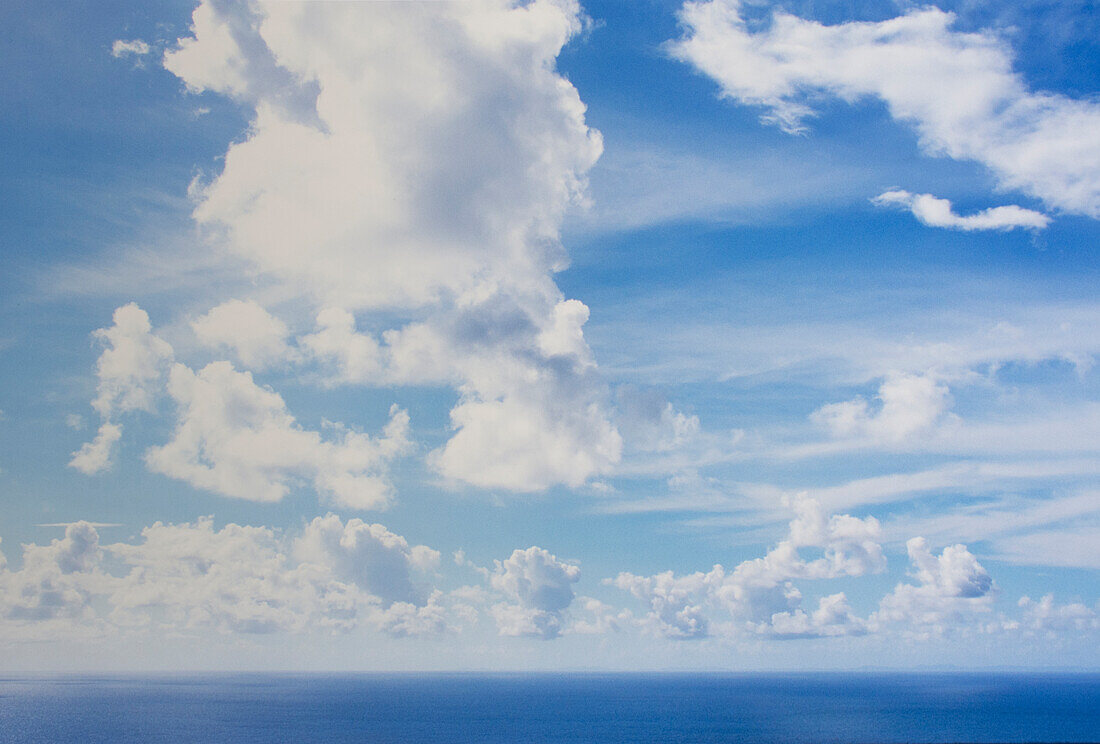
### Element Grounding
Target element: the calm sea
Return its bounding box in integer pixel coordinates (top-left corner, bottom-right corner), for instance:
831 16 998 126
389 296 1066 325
0 672 1096 743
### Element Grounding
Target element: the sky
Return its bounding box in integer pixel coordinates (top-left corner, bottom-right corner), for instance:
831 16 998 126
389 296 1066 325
0 0 1098 671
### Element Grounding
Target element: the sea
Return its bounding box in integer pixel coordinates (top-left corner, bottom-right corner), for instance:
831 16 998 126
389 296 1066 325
0 672 1097 743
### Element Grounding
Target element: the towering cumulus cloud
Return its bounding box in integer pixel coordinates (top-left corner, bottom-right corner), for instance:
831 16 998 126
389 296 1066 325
490 546 581 639
162 0 621 492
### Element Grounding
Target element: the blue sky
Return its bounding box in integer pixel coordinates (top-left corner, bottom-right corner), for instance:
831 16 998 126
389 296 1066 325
0 0 1098 671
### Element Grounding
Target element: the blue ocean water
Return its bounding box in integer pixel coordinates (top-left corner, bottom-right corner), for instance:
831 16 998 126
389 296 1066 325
0 672 1096 743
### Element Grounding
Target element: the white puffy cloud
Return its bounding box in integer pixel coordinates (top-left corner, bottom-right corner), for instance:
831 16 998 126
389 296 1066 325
1017 595 1099 634
490 546 581 639
609 568 717 639
906 538 994 599
69 303 411 507
191 299 293 370
811 372 952 443
872 190 1050 231
88 303 174 420
145 361 411 508
293 514 440 606
301 297 622 492
161 1 621 492
107 516 450 635
874 537 995 635
608 498 883 639
764 592 866 639
299 308 383 385
672 1 1100 216
169 0 598 309
68 423 123 476
69 304 174 474
433 379 621 492
0 523 103 624
107 518 324 633
1 516 454 637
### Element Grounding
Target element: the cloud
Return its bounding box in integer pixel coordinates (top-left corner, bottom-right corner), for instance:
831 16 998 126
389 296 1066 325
765 592 866 639
987 525 1100 570
490 546 581 639
872 190 1050 231
107 516 449 635
298 308 383 385
160 0 621 492
671 1 1100 216
88 303 174 420
811 372 953 443
111 39 151 58
609 568 715 639
168 0 598 309
1017 595 1099 634
0 523 102 624
882 491 1100 569
293 514 440 606
874 538 995 635
69 304 173 474
608 498 883 639
615 386 701 454
432 374 621 492
191 299 293 370
301 298 622 492
1 516 455 637
68 423 123 475
145 361 411 508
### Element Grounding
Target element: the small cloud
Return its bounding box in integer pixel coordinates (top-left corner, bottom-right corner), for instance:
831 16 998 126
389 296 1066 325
68 423 123 475
111 39 151 59
65 414 84 431
873 190 1050 231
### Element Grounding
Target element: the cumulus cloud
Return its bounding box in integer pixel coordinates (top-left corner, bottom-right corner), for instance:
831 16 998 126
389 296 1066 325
0 523 103 624
191 299 293 370
145 361 411 508
68 423 123 476
69 303 411 508
298 308 383 385
69 304 173 474
1017 595 1099 634
300 297 622 492
874 537 995 635
490 546 581 639
765 592 866 639
88 303 174 421
2 516 454 637
161 0 621 492
293 515 440 606
872 190 1050 231
608 497 883 639
811 372 952 442
672 1 1100 216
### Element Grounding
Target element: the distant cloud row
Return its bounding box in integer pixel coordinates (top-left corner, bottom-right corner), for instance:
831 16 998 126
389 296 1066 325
3 499 1095 642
